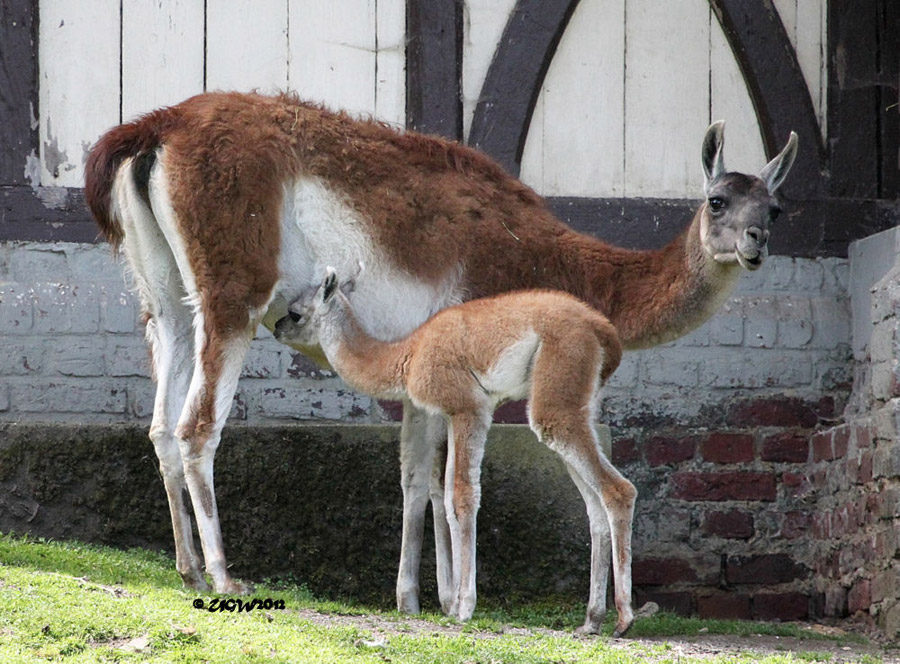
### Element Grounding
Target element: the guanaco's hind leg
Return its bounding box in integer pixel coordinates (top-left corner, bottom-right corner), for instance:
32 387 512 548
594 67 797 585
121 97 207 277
444 410 491 621
175 317 256 595
117 167 206 590
528 337 636 637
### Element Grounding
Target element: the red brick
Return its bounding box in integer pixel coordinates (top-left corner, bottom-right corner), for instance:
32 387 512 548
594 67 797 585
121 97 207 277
633 557 698 585
781 472 812 497
634 590 693 617
833 426 850 459
612 438 639 465
493 400 527 423
753 592 809 621
859 451 873 483
727 554 809 584
761 432 809 463
702 510 754 539
645 436 697 467
377 400 403 422
782 511 810 539
811 511 831 540
701 433 755 464
848 579 871 614
672 472 776 501
811 430 834 462
726 398 820 428
698 594 751 620
855 424 872 448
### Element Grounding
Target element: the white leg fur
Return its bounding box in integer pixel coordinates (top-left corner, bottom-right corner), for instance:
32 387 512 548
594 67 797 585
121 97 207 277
177 320 254 594
115 161 207 590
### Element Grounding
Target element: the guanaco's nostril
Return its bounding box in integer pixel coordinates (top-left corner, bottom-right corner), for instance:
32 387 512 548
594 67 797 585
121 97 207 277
288 310 302 323
745 226 767 246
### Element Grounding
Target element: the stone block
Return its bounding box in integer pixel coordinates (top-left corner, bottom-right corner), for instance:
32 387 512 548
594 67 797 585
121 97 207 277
697 593 751 620
700 432 754 463
643 355 698 387
0 340 43 376
108 339 152 378
31 283 100 334
47 338 107 377
726 554 809 585
605 352 638 388
0 283 33 333
0 385 8 411
68 245 125 281
872 567 898 604
701 509 754 539
285 352 335 379
12 382 127 414
633 557 699 585
710 314 743 346
811 431 834 462
781 511 809 539
241 345 283 379
701 354 813 389
612 438 639 465
9 246 68 281
810 297 852 349
761 431 809 463
258 386 372 421
848 579 872 614
672 472 776 502
634 590 693 617
644 435 697 467
100 286 138 333
752 592 809 621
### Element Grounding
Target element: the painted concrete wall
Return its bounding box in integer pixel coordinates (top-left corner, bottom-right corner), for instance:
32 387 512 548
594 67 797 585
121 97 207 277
0 242 850 428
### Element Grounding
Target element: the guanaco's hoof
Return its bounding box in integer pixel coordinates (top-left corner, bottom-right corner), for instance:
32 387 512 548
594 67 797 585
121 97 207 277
612 619 634 638
180 570 211 592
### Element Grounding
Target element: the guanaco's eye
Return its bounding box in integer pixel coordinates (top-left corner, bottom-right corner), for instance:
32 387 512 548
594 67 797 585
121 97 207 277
288 311 304 324
708 197 726 212
770 206 782 222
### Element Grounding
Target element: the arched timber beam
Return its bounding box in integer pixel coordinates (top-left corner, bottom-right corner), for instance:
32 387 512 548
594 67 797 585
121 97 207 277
470 0 827 198
467 0 580 177
710 0 827 198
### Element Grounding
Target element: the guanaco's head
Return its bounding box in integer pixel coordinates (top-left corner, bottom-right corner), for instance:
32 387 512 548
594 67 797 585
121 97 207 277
699 121 798 271
273 266 356 348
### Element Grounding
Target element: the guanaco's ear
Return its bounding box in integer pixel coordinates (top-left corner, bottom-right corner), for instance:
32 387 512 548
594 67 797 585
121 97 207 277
702 120 726 195
341 260 365 296
321 266 339 303
759 131 798 194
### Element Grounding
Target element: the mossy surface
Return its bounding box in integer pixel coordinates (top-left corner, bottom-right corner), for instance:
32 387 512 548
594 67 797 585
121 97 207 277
0 422 589 608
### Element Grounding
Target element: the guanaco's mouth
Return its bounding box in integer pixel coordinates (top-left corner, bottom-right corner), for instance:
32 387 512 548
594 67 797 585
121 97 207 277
736 247 765 270
711 248 766 270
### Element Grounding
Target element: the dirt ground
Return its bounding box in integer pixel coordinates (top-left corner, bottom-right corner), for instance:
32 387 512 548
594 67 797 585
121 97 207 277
296 609 899 663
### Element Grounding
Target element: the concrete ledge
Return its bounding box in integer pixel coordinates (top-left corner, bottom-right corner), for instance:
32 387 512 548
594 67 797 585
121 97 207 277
0 422 592 608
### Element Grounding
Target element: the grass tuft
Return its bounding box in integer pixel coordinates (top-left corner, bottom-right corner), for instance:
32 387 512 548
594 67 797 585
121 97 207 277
0 532 879 663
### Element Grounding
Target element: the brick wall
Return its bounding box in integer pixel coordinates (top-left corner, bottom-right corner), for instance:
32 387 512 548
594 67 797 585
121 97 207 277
806 227 900 637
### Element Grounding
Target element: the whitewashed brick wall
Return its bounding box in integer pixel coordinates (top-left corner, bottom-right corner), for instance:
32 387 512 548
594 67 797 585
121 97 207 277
0 241 851 427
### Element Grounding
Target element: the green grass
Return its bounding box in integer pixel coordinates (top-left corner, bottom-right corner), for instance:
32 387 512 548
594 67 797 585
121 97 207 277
0 533 879 663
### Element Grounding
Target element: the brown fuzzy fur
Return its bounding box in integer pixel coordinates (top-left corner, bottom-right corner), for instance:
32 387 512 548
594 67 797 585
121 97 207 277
85 91 740 350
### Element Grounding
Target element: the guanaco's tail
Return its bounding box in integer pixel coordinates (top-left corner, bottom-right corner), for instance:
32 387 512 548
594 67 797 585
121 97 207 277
84 107 184 249
594 314 623 384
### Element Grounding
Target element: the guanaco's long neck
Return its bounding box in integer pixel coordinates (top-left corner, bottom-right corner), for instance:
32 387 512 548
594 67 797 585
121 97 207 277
571 210 741 350
319 301 412 398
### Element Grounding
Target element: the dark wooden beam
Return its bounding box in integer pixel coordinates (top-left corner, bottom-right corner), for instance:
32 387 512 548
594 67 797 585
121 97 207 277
827 0 881 199
0 186 99 242
405 0 462 140
710 0 827 200
467 0 580 176
0 0 39 185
